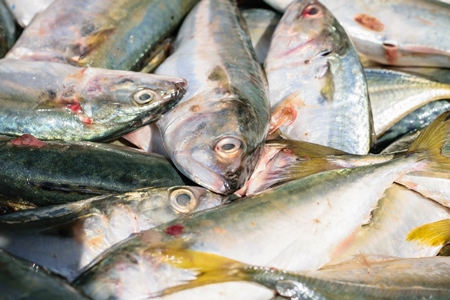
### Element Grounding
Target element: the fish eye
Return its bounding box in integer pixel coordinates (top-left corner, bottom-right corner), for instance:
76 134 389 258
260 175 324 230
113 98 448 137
215 137 243 156
132 88 158 105
302 5 322 17
170 188 198 213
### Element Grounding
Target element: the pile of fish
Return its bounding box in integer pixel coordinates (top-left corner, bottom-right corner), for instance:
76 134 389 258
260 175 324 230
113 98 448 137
1 0 450 299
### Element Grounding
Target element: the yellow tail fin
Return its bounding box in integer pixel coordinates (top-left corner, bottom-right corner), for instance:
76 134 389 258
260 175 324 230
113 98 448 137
406 219 450 247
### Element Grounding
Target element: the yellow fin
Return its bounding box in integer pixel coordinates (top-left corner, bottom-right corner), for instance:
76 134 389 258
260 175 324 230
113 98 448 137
406 219 450 247
406 111 450 172
151 243 251 296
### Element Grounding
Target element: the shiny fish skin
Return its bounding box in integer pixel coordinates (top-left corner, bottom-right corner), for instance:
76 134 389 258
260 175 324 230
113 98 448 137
0 186 227 280
329 184 450 265
0 249 89 300
265 0 372 154
6 0 199 71
155 0 270 194
0 58 185 141
5 0 54 27
365 68 450 137
241 8 281 64
0 136 185 210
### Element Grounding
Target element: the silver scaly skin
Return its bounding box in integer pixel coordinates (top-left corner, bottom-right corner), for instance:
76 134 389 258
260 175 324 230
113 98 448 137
5 0 199 71
0 58 185 141
265 0 372 154
0 186 228 281
155 0 270 194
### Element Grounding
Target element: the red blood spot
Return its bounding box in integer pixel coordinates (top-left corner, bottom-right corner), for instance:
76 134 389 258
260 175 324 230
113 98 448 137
383 42 398 65
9 134 46 147
354 14 384 31
165 224 184 236
67 102 82 114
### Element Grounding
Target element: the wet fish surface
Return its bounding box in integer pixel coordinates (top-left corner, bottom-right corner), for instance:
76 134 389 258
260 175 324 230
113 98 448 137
265 0 372 154
155 0 270 194
6 0 199 71
0 185 228 280
0 58 185 141
0 135 185 210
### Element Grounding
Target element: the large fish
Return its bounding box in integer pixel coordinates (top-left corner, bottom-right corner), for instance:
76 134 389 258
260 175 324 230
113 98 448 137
264 0 450 67
0 134 185 211
6 0 199 71
72 112 450 300
0 58 185 141
264 0 372 154
0 185 228 280
0 249 88 300
154 0 270 194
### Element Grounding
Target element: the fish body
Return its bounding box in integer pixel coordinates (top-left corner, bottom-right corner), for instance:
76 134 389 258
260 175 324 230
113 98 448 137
241 8 281 64
0 58 185 141
366 68 450 137
0 135 185 210
329 184 450 265
0 249 88 300
5 0 54 27
0 185 227 280
265 0 372 154
155 0 270 194
6 0 199 71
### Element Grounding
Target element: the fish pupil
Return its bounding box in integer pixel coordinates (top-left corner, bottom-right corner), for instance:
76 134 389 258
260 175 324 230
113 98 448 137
139 93 151 101
176 193 191 207
304 5 319 16
221 143 237 151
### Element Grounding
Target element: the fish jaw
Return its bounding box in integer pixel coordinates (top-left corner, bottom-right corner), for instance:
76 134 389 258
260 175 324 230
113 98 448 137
161 99 263 194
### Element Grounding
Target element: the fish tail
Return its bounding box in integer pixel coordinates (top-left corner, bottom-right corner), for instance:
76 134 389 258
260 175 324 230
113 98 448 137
406 111 450 172
406 219 450 247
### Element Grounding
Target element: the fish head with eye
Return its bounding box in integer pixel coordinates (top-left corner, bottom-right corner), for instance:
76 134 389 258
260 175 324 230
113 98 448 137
161 97 263 195
168 186 228 214
78 68 186 130
271 0 346 65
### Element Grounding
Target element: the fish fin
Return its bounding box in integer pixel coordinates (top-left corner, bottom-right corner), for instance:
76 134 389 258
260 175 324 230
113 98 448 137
406 219 450 247
406 111 450 172
151 245 251 297
266 139 348 157
269 95 299 135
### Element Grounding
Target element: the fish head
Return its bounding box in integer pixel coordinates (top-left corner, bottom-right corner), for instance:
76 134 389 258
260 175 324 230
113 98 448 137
162 97 263 195
77 68 186 131
268 0 348 65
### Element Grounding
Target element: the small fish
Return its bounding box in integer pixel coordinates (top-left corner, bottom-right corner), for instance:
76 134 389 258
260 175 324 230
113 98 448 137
265 0 372 154
154 0 270 194
0 185 228 280
0 135 185 209
0 249 89 300
6 0 200 71
73 111 450 300
0 58 185 141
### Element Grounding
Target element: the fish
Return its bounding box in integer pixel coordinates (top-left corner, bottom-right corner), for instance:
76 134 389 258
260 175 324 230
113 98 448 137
154 0 270 194
264 0 450 67
365 68 450 137
0 134 185 210
0 0 19 58
374 100 450 152
5 0 54 27
241 8 281 64
0 248 89 300
0 185 228 280
72 111 450 300
264 0 372 154
0 58 185 141
6 0 200 71
328 184 450 265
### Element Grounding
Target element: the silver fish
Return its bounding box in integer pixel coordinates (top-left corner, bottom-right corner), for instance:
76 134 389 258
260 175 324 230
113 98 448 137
265 0 372 154
0 186 228 281
154 0 270 194
0 58 185 141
